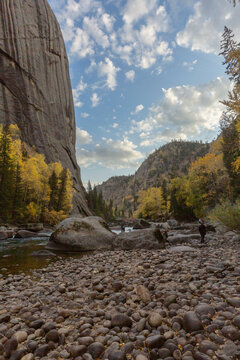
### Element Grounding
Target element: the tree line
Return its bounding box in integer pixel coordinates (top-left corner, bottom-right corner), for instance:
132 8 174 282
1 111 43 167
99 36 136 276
0 124 73 225
106 26 240 230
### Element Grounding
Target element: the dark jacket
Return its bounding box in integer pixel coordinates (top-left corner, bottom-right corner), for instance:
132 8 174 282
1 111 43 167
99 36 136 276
199 223 206 235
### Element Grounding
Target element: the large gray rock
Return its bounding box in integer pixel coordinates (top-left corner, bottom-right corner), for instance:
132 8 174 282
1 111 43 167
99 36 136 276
0 0 90 215
167 233 200 244
113 228 166 250
47 216 115 251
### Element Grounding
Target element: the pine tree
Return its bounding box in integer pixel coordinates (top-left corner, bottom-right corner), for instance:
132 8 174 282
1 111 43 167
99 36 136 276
219 28 240 196
11 163 23 221
0 125 15 221
56 168 68 211
49 170 59 210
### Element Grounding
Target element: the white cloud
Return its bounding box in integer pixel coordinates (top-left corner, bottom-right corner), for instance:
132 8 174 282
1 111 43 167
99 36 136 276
72 77 87 107
98 58 120 90
176 0 240 54
83 16 110 49
52 0 173 81
131 77 231 146
125 70 135 81
75 101 83 108
183 59 197 71
70 28 94 58
76 128 92 145
122 0 158 25
91 92 100 107
77 137 144 168
81 112 90 118
131 104 144 115
112 123 119 128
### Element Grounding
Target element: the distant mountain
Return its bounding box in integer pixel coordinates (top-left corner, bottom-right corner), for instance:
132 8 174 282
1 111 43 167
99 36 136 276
96 140 210 211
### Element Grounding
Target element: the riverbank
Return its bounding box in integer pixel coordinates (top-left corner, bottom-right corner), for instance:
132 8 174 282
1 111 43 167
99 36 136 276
0 233 239 359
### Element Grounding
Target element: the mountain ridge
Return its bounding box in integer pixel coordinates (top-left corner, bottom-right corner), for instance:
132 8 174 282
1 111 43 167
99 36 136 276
97 140 210 211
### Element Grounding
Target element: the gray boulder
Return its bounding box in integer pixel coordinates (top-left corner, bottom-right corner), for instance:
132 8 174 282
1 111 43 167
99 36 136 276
167 219 178 227
47 216 115 252
0 231 8 240
167 233 200 244
113 228 166 250
132 219 151 229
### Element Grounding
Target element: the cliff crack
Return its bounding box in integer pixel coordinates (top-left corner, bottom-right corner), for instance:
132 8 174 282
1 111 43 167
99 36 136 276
0 47 47 101
62 145 78 171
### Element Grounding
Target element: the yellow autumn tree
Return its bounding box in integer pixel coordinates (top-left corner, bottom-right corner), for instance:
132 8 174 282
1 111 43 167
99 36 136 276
136 187 166 220
186 151 230 217
0 124 74 224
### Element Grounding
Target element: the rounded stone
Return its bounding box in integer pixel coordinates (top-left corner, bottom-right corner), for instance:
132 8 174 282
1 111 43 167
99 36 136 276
14 331 28 343
111 314 132 328
148 313 162 327
108 350 125 360
221 326 240 341
88 342 105 359
45 329 59 343
145 335 165 349
183 311 203 332
9 349 27 360
35 344 50 357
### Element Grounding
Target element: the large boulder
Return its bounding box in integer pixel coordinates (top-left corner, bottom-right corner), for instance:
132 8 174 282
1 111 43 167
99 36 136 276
47 216 115 252
132 219 151 230
113 228 166 250
167 233 200 244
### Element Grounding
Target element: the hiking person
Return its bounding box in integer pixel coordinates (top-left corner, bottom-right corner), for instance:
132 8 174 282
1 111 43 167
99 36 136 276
121 223 125 232
199 219 206 244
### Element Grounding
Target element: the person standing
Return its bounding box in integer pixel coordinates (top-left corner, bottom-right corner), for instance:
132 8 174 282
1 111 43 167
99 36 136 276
199 219 207 244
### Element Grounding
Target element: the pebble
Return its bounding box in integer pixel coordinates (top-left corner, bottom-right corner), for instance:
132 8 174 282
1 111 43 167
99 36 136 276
0 231 239 359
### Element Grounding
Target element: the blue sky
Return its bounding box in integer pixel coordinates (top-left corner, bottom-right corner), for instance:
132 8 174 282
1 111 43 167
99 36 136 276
48 0 240 186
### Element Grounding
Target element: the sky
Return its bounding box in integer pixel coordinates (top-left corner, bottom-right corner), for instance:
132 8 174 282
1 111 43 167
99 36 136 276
48 0 240 186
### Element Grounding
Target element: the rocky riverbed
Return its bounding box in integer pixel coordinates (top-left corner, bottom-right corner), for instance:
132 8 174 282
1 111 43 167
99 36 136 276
0 233 239 360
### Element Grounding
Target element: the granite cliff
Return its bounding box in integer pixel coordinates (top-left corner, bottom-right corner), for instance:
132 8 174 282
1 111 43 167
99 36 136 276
0 0 90 215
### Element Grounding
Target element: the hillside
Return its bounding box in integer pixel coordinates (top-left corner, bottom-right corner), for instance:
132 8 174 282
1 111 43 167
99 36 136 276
97 140 210 210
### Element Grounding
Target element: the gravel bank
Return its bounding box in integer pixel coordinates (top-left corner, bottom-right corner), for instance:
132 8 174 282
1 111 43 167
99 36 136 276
0 234 239 360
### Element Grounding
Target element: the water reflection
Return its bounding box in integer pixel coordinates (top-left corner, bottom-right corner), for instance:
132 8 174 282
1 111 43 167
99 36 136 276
0 237 54 275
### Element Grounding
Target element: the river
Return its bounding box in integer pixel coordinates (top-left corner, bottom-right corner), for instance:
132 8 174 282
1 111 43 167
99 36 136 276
0 227 133 276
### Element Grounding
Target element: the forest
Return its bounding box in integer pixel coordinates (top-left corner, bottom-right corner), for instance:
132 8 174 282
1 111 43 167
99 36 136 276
0 124 73 225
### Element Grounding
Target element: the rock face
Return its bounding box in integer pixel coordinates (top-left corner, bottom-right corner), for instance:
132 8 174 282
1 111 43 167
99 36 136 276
0 0 90 215
47 216 115 251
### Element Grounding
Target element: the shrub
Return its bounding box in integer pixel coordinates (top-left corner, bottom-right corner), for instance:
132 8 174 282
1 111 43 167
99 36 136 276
209 199 240 231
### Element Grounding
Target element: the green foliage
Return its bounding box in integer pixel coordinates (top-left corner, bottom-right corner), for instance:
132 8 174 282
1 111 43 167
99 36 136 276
0 124 73 225
87 181 114 222
209 200 240 231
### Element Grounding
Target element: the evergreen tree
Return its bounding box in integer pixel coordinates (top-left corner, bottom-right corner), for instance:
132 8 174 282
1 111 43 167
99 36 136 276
219 28 240 196
11 163 23 220
0 125 15 221
49 170 59 210
56 168 68 211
